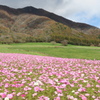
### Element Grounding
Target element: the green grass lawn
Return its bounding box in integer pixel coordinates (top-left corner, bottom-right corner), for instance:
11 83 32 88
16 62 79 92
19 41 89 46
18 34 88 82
0 42 100 60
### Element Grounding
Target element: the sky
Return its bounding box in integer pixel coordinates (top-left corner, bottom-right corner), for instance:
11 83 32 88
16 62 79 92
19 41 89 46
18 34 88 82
0 0 100 28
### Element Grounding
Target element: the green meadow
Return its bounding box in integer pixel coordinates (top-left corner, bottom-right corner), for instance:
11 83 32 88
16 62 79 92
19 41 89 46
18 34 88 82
0 42 100 60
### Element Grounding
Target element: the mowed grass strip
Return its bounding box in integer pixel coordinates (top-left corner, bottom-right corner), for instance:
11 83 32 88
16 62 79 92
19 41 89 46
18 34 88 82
0 42 100 60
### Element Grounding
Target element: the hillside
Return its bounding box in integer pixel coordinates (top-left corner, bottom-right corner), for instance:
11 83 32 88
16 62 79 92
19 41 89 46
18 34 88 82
0 5 100 46
0 5 97 30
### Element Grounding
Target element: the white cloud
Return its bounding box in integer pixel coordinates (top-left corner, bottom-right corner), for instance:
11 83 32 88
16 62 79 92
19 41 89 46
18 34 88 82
50 0 100 27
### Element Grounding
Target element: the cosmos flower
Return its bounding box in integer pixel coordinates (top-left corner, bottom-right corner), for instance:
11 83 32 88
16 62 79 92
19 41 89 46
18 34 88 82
4 97 9 100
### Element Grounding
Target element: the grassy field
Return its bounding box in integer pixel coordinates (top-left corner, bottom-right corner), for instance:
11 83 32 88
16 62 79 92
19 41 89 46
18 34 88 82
0 42 100 60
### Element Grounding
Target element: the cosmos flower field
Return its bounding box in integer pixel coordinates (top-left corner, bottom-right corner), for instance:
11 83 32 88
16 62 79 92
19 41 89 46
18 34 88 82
0 53 100 100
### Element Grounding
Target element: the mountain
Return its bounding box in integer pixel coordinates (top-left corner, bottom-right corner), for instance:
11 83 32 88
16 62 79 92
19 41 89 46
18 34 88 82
0 5 97 30
0 5 100 46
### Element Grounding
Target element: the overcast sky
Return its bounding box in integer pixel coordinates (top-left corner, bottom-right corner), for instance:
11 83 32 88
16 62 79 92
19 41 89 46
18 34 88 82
0 0 100 28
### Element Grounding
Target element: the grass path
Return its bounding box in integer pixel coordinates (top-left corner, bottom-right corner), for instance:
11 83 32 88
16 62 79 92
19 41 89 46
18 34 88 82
0 42 100 60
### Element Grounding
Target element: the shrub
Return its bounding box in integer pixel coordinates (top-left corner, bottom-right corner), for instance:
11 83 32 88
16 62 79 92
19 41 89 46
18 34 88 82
61 40 68 46
98 43 100 47
50 41 56 45
0 35 13 44
90 44 95 47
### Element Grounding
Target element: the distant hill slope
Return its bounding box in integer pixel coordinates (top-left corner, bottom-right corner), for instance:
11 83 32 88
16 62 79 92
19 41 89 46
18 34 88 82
0 5 100 46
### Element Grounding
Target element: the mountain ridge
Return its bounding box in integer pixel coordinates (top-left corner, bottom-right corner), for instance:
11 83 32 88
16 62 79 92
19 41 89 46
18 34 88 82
0 5 97 30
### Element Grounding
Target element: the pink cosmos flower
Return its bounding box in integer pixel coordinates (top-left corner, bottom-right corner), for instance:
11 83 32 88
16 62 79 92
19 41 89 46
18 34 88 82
98 90 100 93
21 94 26 97
24 86 32 91
32 93 37 97
97 80 100 83
94 99 99 100
54 96 60 100
57 89 62 93
92 96 95 98
79 94 87 100
67 95 75 100
34 86 44 92
7 94 13 99
0 93 6 98
86 83 91 87
78 88 86 92
85 93 90 96
38 96 50 100
74 92 79 95
5 83 9 88
96 85 100 88
13 81 20 84
17 92 21 96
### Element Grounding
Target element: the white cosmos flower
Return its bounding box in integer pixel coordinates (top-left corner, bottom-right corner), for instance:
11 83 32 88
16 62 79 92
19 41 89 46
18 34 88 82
34 80 43 86
28 72 32 75
83 80 88 83
72 90 75 93
54 79 58 82
4 97 9 100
